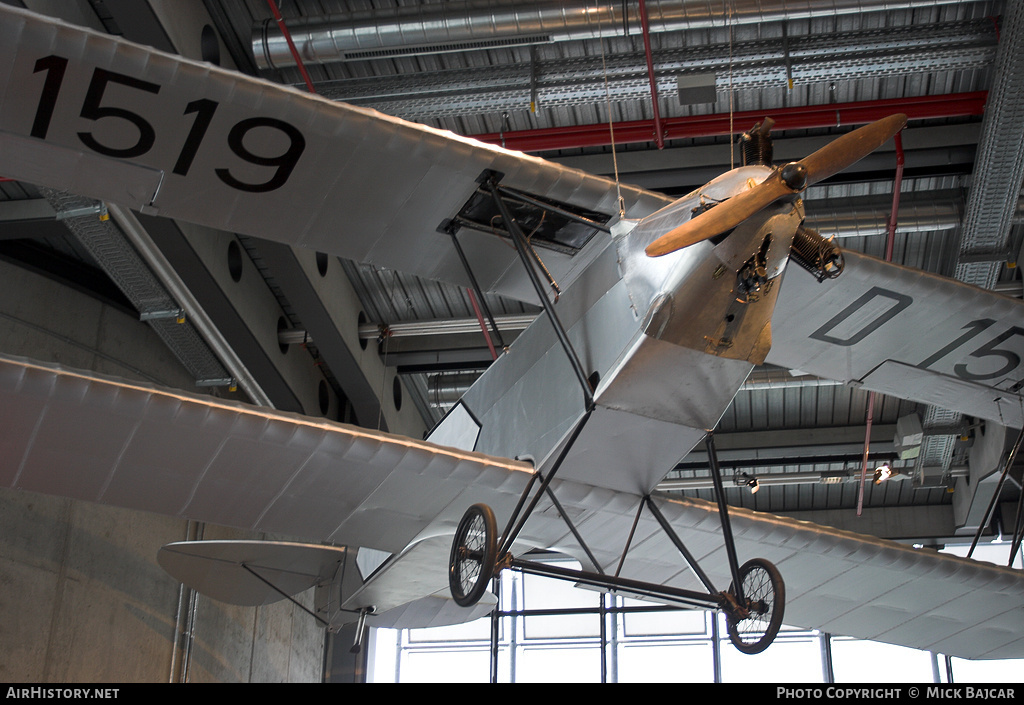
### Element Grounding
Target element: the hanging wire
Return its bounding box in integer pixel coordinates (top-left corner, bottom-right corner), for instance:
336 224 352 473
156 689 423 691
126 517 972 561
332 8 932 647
726 1 736 170
377 328 390 431
595 0 625 217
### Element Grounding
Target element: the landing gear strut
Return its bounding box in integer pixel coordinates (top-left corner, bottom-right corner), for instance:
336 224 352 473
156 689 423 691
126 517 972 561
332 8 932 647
446 435 787 655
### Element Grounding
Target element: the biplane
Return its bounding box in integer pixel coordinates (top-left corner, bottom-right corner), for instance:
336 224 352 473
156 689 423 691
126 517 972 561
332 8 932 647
0 4 1022 661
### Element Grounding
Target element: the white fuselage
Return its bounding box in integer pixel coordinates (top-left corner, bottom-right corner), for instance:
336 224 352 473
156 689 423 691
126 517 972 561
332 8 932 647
428 166 804 495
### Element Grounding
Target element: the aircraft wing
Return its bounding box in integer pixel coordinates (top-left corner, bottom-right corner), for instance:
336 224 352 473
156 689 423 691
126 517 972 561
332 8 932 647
0 5 671 305
2 352 1022 660
767 250 1024 429
0 354 534 554
564 489 1024 660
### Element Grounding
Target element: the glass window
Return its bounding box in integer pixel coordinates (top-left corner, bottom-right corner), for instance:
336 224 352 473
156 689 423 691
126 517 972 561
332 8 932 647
618 642 715 682
408 615 492 643
368 548 1024 683
948 657 1024 683
516 644 603 683
830 638 936 683
719 615 825 683
621 599 709 637
402 647 493 683
942 542 1022 569
521 561 601 639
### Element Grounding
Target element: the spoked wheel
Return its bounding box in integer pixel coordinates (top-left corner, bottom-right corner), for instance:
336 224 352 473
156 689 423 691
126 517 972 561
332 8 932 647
725 558 785 654
448 503 498 607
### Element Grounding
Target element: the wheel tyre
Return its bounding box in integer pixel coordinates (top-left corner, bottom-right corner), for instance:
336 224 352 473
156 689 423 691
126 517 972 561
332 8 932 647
726 557 785 655
448 503 498 607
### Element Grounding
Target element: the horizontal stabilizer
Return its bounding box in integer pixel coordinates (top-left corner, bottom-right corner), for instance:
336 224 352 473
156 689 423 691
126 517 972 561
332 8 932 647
158 540 347 606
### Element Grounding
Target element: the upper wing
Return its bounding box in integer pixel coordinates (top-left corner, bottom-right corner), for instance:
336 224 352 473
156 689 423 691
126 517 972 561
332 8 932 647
768 249 1024 428
3 352 1021 659
0 5 671 304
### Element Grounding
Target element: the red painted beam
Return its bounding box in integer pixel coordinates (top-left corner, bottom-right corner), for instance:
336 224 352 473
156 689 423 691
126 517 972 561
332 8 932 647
472 92 988 153
637 0 664 150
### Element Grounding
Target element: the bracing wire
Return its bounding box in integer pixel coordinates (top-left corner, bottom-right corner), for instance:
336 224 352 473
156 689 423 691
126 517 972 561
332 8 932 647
595 0 625 218
726 1 736 170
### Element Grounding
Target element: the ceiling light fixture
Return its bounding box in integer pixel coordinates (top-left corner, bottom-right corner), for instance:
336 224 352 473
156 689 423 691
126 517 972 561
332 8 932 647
739 471 760 494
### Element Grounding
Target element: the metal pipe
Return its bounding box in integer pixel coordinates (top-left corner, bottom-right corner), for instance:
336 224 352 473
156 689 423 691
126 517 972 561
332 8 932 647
489 584 500 683
496 186 612 233
447 228 508 350
253 0 966 69
637 0 664 149
968 424 1024 558
341 314 532 342
658 465 968 491
599 593 608 683
169 521 202 683
107 205 273 407
886 131 906 263
857 128 903 517
705 434 745 597
467 289 497 360
263 0 317 93
509 556 720 610
498 408 593 559
644 496 719 594
856 392 876 517
544 484 605 574
487 177 594 408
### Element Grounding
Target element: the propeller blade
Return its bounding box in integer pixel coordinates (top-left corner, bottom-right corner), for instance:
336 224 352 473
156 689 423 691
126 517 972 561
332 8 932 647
645 172 791 257
801 113 907 186
644 114 907 258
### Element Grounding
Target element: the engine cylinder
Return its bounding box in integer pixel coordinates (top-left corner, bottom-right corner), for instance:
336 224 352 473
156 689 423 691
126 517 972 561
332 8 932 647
790 226 844 281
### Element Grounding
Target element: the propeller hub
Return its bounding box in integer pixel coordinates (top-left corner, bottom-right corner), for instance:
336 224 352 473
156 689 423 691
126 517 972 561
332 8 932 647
780 162 808 191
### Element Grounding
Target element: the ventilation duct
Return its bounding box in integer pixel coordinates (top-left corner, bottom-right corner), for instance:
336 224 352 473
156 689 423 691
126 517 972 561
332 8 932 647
805 197 962 240
253 0 965 69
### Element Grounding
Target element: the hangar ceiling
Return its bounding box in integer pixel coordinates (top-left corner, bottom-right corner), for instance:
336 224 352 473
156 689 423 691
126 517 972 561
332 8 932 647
0 0 1022 549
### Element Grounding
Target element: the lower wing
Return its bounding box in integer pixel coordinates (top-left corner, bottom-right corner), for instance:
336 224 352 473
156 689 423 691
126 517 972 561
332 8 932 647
1 353 1021 659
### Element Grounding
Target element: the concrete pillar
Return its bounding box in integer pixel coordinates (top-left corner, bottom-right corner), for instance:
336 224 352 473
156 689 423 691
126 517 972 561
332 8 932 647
0 258 324 682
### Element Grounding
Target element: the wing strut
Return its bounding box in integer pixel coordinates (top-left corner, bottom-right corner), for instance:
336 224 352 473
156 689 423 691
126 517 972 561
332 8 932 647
968 423 1024 563
240 563 332 627
705 432 747 594
445 228 507 350
485 174 595 409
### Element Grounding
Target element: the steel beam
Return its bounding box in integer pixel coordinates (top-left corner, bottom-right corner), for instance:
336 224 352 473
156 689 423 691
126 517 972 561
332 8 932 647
471 93 987 152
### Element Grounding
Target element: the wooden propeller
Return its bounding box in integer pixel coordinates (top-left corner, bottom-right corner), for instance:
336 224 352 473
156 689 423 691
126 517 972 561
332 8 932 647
645 113 907 257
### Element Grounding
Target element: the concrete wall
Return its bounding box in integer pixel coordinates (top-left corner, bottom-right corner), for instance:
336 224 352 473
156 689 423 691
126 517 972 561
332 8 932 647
0 258 324 682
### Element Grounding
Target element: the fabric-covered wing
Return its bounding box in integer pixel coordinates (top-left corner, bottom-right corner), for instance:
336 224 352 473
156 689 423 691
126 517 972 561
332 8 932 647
0 5 671 304
0 354 533 554
518 485 1024 660
767 250 1024 428
1 353 1021 659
